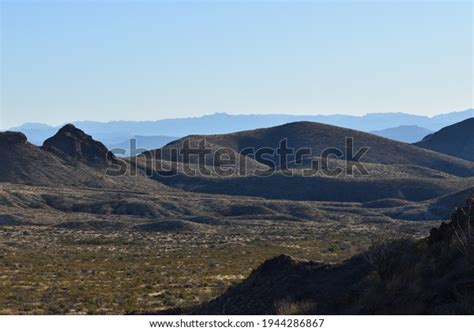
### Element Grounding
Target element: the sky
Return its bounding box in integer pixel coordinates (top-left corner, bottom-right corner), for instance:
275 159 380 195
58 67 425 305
1 0 472 129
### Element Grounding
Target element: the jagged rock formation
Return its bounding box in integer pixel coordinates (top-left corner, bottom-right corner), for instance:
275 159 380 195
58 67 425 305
42 124 114 167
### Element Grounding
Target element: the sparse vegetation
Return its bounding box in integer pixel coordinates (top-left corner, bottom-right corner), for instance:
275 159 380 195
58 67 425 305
0 222 377 314
196 196 474 315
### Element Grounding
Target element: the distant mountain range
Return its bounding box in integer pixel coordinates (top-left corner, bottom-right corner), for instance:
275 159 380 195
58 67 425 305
10 109 473 149
415 118 474 162
370 125 433 143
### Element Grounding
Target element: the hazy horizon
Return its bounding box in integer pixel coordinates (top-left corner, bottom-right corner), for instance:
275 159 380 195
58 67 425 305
1 1 472 129
5 107 473 130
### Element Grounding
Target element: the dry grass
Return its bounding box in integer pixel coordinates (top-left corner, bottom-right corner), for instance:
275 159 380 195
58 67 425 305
0 182 445 314
0 219 412 314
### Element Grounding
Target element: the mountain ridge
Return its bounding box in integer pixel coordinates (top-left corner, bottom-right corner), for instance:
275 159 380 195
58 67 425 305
137 121 474 203
154 121 474 177
9 109 473 146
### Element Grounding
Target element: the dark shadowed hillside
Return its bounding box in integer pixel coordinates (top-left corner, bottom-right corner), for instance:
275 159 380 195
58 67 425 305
415 118 474 162
154 170 474 203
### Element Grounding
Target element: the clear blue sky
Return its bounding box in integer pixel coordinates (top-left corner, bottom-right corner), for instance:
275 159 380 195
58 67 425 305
1 0 472 129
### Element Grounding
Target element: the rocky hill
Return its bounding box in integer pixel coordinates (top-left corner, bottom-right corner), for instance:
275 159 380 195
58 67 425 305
42 124 114 167
138 122 474 203
0 125 173 192
154 121 474 177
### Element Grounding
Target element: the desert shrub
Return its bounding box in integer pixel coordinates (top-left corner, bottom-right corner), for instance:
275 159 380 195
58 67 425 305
274 300 315 315
452 204 473 265
364 236 413 281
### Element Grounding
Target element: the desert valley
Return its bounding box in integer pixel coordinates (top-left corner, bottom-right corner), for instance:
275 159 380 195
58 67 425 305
0 114 473 314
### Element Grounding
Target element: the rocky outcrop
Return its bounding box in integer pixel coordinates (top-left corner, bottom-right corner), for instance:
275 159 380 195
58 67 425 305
42 124 114 167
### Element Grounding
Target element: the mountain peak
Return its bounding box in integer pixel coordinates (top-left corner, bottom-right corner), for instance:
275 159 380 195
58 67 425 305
42 124 114 167
59 123 79 133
